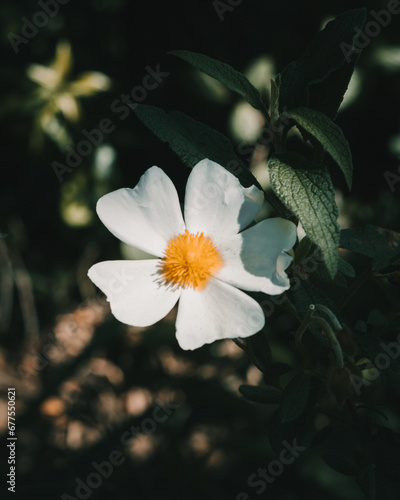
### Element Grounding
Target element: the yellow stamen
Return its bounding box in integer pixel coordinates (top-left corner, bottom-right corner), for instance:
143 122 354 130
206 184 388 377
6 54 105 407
159 230 223 290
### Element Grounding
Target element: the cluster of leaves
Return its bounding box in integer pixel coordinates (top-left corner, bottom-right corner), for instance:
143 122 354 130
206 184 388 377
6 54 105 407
133 8 400 499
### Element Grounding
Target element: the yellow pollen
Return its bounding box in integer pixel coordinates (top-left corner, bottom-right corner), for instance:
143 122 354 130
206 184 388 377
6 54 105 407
159 230 223 290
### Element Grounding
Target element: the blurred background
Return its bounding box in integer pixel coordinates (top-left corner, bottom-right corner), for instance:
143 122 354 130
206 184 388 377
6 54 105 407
1 0 400 498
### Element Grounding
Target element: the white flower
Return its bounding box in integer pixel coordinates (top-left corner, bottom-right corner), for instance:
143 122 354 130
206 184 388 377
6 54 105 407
27 40 111 150
88 159 297 350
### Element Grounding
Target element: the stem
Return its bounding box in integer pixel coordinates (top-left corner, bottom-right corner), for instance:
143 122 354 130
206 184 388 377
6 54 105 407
280 125 289 151
313 304 342 331
282 293 301 322
263 108 272 129
231 338 265 373
373 271 398 279
232 338 246 351
295 304 344 369
295 304 315 349
311 316 344 369
271 115 286 154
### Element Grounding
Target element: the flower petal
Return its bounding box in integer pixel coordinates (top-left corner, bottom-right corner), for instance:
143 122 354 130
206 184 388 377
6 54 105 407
216 218 297 295
96 167 185 256
27 64 60 90
57 93 81 122
88 260 180 326
69 72 112 96
184 159 263 246
52 39 73 81
175 278 265 350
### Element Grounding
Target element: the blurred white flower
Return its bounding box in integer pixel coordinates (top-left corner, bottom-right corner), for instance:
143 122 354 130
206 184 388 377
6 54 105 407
229 55 275 144
27 39 111 150
372 46 400 72
244 55 276 96
229 101 266 143
88 159 296 350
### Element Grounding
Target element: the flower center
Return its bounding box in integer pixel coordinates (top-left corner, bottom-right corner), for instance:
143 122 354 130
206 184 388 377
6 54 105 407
159 230 223 290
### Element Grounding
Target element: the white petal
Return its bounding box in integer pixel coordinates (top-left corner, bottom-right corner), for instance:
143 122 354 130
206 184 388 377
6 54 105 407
96 167 185 256
88 260 180 326
69 72 111 96
184 159 263 246
27 64 60 89
175 278 265 350
216 218 297 295
57 93 80 122
52 39 73 81
240 184 265 228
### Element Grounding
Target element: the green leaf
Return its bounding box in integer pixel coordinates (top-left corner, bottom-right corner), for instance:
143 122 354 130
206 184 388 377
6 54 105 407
239 384 282 404
340 225 400 270
279 8 367 111
294 236 315 265
374 426 400 484
316 429 363 476
169 49 265 112
246 330 274 373
338 257 356 278
309 51 361 119
284 107 353 189
269 152 340 278
321 452 360 476
134 104 260 189
366 309 387 326
270 76 281 124
315 256 356 287
268 362 293 377
268 406 314 456
280 372 310 423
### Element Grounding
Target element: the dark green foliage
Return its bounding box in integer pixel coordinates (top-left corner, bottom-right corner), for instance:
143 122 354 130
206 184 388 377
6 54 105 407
340 225 400 270
169 50 266 112
134 104 261 188
279 8 367 113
